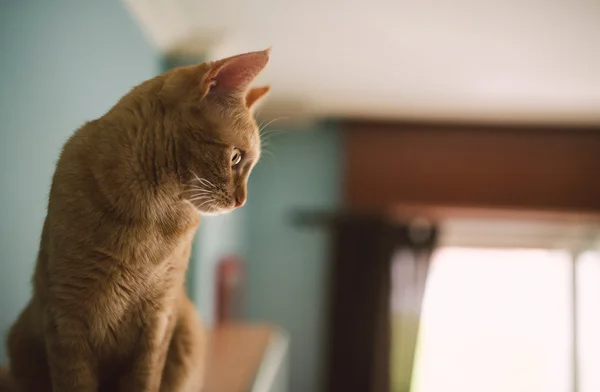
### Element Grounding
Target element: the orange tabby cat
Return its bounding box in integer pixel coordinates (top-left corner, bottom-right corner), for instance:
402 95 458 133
2 49 270 392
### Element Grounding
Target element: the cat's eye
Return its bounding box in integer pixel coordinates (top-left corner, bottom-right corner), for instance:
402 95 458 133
231 148 242 166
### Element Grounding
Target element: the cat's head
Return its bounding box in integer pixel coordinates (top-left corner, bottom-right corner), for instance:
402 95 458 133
160 49 271 215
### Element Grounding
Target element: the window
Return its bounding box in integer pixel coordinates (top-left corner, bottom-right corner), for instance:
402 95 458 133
577 251 600 392
410 247 592 392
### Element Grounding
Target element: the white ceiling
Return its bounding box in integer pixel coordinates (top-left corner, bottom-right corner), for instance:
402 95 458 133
124 0 600 125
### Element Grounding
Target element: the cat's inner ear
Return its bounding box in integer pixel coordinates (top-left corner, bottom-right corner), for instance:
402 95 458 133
245 85 270 110
202 49 270 98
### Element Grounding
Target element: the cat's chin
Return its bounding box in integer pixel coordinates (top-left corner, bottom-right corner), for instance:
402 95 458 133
184 200 237 216
199 208 236 217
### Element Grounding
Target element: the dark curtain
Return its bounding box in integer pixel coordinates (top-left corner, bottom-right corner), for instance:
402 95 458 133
324 214 437 392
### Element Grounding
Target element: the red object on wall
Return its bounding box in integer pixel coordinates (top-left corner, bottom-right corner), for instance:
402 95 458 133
215 256 245 325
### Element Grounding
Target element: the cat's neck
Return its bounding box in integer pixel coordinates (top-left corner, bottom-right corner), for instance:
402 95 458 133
74 114 184 224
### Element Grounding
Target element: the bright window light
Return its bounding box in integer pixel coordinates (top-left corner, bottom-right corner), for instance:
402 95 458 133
409 247 573 392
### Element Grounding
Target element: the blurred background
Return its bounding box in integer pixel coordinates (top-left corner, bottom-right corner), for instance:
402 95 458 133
1 1 600 392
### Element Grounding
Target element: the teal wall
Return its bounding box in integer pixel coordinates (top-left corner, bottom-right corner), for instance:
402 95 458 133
194 210 247 326
0 0 157 361
245 123 342 392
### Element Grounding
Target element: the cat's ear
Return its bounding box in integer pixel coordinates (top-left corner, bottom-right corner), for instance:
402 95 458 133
245 85 270 110
201 48 270 98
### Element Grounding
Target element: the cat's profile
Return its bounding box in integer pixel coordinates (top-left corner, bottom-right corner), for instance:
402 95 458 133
1 48 270 392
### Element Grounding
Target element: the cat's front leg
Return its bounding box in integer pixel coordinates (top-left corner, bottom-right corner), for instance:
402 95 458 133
119 311 174 392
160 296 207 392
43 310 99 392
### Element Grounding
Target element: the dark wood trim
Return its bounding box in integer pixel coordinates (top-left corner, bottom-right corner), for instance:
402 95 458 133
386 204 600 223
343 121 600 214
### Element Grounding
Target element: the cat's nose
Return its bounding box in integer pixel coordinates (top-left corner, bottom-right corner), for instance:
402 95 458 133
234 196 245 208
233 187 246 208
234 192 246 207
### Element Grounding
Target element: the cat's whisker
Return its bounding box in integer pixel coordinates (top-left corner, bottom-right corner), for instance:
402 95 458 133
261 146 273 156
188 194 212 202
257 117 270 130
191 173 217 189
262 130 289 143
189 198 210 205
182 188 211 193
193 174 216 189
260 137 279 150
260 127 289 146
187 194 212 202
199 179 217 189
261 148 276 159
198 199 214 209
188 190 211 197
185 186 211 192
260 127 278 138
192 172 202 184
260 138 276 150
184 192 211 198
183 193 212 200
260 128 283 137
260 135 275 143
259 117 287 134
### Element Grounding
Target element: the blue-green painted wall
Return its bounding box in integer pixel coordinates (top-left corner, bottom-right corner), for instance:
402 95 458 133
0 0 157 361
245 123 342 392
195 210 247 326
